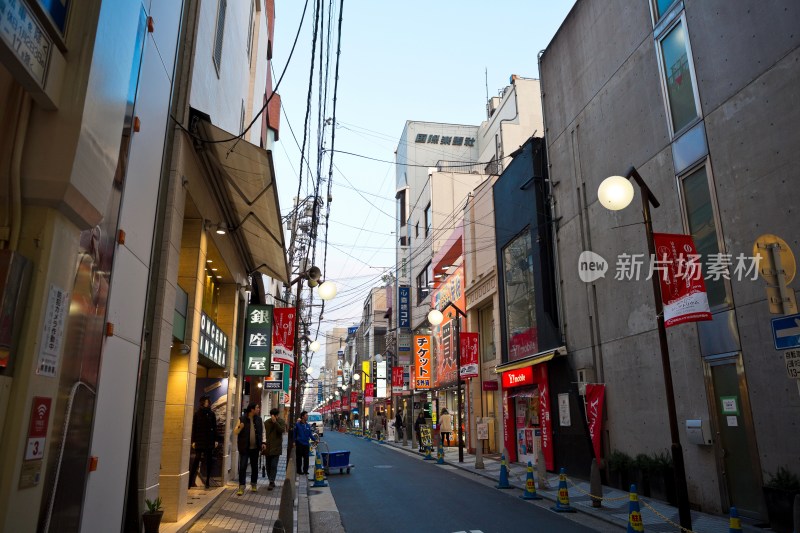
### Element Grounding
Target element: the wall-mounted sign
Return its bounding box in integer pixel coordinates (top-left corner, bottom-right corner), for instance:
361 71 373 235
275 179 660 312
25 396 51 461
0 0 53 89
414 133 475 147
199 312 228 367
243 304 273 376
348 325 358 335
414 335 432 389
501 366 533 388
36 284 68 377
263 380 282 390
483 381 499 391
398 286 411 329
459 332 479 379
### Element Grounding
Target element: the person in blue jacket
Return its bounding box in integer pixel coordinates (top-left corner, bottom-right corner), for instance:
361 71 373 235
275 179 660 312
294 411 317 475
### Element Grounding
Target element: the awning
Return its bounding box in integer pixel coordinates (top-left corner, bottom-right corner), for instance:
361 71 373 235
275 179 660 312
190 111 289 283
495 346 566 374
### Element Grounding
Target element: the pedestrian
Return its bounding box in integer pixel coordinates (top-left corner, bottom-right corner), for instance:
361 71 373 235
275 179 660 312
374 410 384 441
263 407 287 491
414 411 426 452
294 411 317 476
234 402 265 495
189 395 218 489
394 412 404 440
439 408 453 447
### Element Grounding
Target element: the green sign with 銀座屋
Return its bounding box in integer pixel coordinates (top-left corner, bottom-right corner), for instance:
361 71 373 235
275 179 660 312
244 304 274 376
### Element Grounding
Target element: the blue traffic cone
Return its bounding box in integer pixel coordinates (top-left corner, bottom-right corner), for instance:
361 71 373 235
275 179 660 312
626 484 644 532
436 443 445 464
312 454 328 487
728 506 741 533
496 455 512 489
520 461 543 500
551 467 576 512
423 443 435 460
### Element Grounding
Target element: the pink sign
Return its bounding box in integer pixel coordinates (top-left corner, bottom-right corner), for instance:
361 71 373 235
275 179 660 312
271 307 296 365
652 233 712 328
585 384 606 461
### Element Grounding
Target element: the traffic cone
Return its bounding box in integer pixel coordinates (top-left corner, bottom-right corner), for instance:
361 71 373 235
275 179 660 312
520 461 543 500
495 455 512 489
551 467 576 512
626 484 644 532
423 443 435 460
312 454 328 487
436 442 445 464
364 430 371 441
728 506 741 533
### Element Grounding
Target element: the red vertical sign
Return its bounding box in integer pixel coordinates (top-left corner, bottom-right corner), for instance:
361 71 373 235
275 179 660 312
459 332 479 379
271 307 296 365
534 364 553 471
585 384 606 461
652 233 712 327
25 397 52 461
391 366 404 392
350 391 358 409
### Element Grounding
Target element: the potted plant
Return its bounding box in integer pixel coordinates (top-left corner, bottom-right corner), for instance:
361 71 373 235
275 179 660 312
607 450 633 491
633 453 654 497
647 451 676 505
143 496 164 533
763 467 800 533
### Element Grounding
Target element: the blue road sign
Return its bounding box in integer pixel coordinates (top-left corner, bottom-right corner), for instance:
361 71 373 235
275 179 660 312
771 313 800 350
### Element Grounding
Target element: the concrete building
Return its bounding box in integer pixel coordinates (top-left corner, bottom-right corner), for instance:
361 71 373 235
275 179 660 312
540 0 800 520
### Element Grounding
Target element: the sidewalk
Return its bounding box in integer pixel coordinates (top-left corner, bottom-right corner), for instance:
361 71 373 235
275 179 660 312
163 449 311 533
368 435 764 533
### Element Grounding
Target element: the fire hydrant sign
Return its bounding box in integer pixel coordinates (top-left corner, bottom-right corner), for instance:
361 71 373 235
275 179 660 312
25 397 51 461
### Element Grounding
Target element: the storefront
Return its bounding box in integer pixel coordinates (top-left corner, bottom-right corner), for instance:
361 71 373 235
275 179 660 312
497 348 563 468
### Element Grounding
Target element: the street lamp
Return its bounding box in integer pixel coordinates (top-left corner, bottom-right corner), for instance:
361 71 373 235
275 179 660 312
427 303 465 463
598 166 692 530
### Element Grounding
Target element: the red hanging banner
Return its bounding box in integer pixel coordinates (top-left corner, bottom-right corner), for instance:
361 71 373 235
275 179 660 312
652 233 712 328
271 307 296 365
391 366 404 393
534 364 553 471
585 384 606 461
459 332 479 379
350 391 358 409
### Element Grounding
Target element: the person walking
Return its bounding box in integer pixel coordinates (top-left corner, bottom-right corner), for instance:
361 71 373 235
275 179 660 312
414 411 426 452
189 395 218 489
294 411 316 476
394 412 404 441
234 402 265 495
439 408 453 447
374 410 384 441
263 407 287 490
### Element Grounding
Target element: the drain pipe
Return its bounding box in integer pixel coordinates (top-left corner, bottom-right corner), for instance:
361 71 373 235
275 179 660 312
8 87 32 251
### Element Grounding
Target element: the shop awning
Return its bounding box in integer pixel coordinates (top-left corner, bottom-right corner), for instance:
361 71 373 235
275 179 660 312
494 346 566 374
190 111 289 283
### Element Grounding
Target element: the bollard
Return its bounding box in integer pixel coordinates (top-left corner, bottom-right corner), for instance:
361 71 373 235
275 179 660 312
626 484 644 532
312 453 328 487
537 448 550 490
590 458 603 508
728 506 741 532
496 454 512 489
277 475 294 530
436 442 445 465
520 461 543 500
551 467 576 512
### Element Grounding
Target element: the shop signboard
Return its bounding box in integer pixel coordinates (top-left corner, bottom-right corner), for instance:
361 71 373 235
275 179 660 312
414 335 432 389
392 366 404 393
398 286 411 329
271 307 296 366
244 305 273 376
501 366 533 388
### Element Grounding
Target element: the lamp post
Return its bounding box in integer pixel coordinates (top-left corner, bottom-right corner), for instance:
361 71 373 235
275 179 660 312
352 366 372 434
427 304 465 463
598 166 692 530
286 266 336 460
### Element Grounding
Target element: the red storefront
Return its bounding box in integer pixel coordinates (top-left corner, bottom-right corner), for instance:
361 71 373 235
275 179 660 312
497 349 562 469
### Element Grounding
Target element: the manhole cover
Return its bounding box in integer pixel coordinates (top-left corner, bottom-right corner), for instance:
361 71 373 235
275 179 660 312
374 465 393 469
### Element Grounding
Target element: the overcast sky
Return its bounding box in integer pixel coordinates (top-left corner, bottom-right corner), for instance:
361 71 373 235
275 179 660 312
270 1 575 368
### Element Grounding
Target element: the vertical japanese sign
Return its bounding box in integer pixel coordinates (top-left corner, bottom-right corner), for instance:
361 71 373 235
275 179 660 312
364 383 374 405
585 384 606 461
534 364 553 470
271 307 296 366
350 391 358 409
459 332 479 379
398 286 411 329
244 304 273 376
392 366 404 392
652 233 712 327
414 335 432 389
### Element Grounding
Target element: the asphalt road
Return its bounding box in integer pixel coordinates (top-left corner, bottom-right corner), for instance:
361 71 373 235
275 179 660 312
318 432 618 533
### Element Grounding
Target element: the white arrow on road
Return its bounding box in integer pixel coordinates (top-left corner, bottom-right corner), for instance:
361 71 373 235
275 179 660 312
776 318 800 338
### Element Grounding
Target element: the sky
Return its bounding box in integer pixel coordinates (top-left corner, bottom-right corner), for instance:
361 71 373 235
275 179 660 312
269 1 575 369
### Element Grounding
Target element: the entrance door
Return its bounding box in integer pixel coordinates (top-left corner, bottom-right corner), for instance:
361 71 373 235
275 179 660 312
706 355 763 518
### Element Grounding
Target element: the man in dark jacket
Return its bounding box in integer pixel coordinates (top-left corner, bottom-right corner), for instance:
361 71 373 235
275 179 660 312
263 407 287 490
189 395 218 489
234 402 266 495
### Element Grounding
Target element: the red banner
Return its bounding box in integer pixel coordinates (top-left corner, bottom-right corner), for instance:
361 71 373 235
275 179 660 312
271 307 296 365
364 382 374 398
585 384 605 461
350 391 358 409
333 400 341 410
534 364 553 471
459 332 479 379
652 233 712 328
392 366 404 393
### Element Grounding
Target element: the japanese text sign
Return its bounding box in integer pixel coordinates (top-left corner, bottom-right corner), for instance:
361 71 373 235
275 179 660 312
459 332 479 379
392 366 404 392
244 304 273 376
271 307 296 366
414 335 432 389
652 233 712 327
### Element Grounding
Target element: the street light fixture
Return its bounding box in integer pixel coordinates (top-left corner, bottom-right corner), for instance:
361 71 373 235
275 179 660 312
427 303 466 463
598 166 692 530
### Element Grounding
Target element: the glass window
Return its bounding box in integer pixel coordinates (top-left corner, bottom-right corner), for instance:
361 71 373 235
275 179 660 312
416 262 431 303
397 189 407 227
503 230 538 361
424 203 431 237
655 0 677 19
681 165 729 308
213 0 227 74
660 20 698 133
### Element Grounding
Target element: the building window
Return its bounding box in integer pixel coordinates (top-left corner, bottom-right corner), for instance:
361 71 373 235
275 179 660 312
503 229 537 362
424 203 431 237
397 189 407 227
658 16 700 134
416 222 419 238
246 0 255 60
416 262 431 303
653 0 678 20
240 100 245 135
213 0 228 75
680 163 730 309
